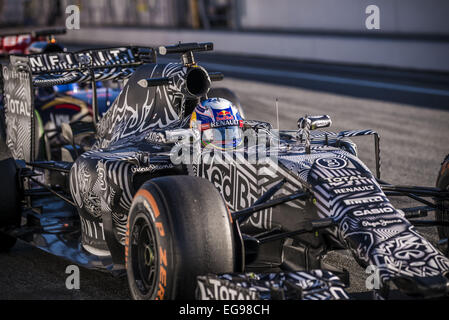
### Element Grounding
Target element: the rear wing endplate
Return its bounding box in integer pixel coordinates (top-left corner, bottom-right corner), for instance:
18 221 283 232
1 56 35 162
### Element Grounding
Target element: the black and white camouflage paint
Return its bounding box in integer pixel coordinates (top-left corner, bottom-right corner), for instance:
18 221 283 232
304 148 449 289
93 63 187 149
70 62 188 249
197 270 349 300
2 56 35 162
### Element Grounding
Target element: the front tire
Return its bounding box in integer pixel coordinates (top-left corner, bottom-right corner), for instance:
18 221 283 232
126 175 235 300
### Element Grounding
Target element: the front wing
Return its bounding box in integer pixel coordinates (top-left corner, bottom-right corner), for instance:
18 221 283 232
196 270 349 300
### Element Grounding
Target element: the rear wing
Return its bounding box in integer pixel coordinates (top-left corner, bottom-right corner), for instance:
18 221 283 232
1 46 156 162
30 46 154 73
29 46 156 85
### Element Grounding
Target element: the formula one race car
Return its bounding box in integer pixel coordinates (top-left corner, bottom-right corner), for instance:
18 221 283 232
0 28 122 161
0 28 66 56
0 42 448 300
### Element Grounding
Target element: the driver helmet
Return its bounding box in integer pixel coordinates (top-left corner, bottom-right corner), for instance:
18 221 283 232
190 98 244 149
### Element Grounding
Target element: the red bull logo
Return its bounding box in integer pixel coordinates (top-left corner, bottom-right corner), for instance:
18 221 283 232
216 110 234 121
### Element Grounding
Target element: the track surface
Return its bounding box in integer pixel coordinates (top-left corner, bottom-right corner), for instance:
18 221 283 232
1 50 448 299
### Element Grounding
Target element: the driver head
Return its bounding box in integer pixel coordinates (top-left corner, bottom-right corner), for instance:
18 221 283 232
190 98 244 149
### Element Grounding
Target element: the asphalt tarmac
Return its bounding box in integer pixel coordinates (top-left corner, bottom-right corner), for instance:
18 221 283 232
0 51 448 299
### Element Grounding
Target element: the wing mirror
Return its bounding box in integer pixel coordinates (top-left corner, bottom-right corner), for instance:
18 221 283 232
298 115 332 130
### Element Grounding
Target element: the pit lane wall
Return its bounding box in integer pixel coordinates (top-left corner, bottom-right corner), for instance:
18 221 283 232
240 0 449 34
61 26 449 72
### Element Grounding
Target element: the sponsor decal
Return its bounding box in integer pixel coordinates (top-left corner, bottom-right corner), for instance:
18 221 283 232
316 157 347 170
196 277 258 300
4 96 31 116
131 164 174 174
361 218 403 228
157 246 168 300
2 63 32 117
210 119 242 128
344 196 383 205
334 185 375 194
323 175 372 187
199 161 257 213
196 157 291 230
29 48 137 73
215 110 234 121
353 207 394 216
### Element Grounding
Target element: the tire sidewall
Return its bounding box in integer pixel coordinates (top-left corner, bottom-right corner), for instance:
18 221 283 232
126 188 175 300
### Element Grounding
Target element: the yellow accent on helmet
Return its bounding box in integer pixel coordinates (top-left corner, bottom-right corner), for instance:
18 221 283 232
190 111 197 128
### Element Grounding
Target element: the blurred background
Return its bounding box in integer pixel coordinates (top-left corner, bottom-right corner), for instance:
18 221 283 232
1 0 449 71
1 0 449 33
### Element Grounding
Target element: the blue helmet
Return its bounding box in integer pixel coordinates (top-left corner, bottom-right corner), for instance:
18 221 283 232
190 98 244 149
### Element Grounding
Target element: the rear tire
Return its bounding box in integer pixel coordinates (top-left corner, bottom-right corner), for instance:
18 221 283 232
0 103 21 252
126 175 235 300
0 156 20 252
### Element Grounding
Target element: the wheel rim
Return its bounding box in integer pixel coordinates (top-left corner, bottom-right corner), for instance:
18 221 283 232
130 215 158 296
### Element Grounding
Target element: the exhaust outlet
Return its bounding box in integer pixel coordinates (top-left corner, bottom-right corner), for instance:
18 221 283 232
183 66 211 99
138 65 212 99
